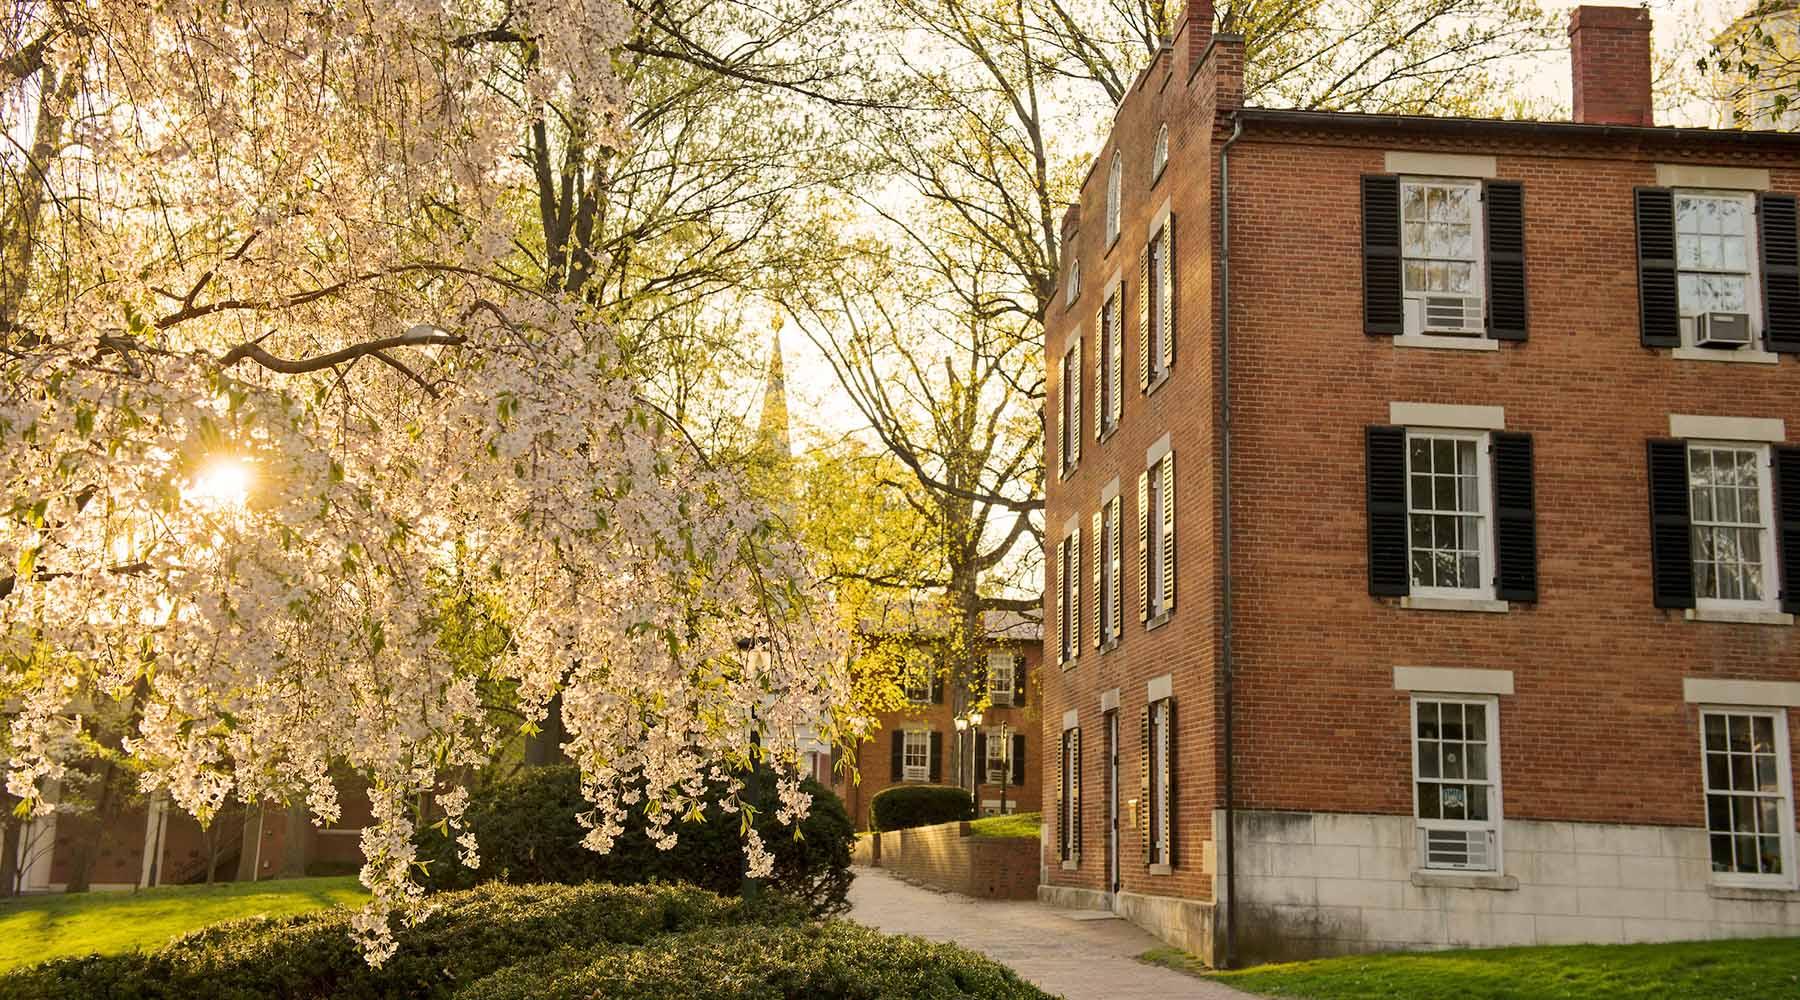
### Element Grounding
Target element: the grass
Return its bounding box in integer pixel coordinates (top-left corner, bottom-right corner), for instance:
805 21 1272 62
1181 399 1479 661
0 875 367 972
969 811 1041 838
1202 937 1800 1000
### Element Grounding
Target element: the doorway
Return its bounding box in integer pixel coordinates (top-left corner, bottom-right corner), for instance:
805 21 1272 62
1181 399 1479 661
1106 710 1120 901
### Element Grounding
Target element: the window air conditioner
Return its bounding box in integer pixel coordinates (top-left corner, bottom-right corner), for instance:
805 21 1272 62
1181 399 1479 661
1421 828 1493 871
987 767 1010 784
1695 311 1752 348
1420 295 1485 335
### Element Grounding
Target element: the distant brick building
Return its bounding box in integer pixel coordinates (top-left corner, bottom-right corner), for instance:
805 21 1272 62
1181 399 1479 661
830 613 1043 828
1041 0 1800 965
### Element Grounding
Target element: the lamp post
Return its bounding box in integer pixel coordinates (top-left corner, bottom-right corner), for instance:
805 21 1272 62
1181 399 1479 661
954 709 984 813
996 720 1010 816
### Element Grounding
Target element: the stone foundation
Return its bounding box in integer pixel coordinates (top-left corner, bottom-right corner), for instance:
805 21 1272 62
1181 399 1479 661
1231 809 1800 963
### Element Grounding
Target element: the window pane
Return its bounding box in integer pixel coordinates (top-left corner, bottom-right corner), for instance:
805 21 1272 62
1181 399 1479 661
1418 783 1440 819
1731 715 1752 752
1468 785 1488 822
1418 702 1439 737
1756 754 1779 794
1708 794 1731 830
1441 705 1465 742
1706 715 1729 751
1763 837 1785 874
1442 743 1464 779
1467 707 1487 742
1467 743 1487 780
1754 716 1776 752
1732 754 1754 791
1420 742 1440 778
1441 785 1466 820
1712 833 1735 872
1707 753 1732 792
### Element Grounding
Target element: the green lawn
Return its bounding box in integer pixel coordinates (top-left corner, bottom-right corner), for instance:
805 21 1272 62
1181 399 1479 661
0 876 367 972
1205 937 1800 1000
970 811 1041 838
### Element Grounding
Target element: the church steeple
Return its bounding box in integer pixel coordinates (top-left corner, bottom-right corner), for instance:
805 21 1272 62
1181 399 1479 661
758 318 791 459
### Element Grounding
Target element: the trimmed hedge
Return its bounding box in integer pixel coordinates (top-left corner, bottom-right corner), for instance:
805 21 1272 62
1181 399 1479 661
870 784 973 832
453 921 1055 1000
413 766 853 916
0 881 795 1000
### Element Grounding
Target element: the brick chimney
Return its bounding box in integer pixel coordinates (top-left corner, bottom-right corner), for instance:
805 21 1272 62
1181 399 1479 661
1178 0 1214 79
1568 5 1654 126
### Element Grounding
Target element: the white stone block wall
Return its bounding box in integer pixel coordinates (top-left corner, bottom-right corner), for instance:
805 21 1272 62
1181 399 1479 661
1229 809 1800 960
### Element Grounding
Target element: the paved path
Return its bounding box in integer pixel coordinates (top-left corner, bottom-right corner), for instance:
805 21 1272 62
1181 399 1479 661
846 868 1254 1000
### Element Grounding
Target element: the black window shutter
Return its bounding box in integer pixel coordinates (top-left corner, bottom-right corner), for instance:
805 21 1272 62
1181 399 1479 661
1492 432 1539 602
1760 194 1800 353
1777 447 1800 614
1366 426 1410 596
890 731 904 781
928 731 942 782
1011 734 1026 786
1071 728 1082 857
974 731 987 776
1647 439 1695 609
1635 188 1680 348
1012 654 1027 706
930 670 943 704
1485 181 1527 341
1139 708 1151 864
1362 175 1403 336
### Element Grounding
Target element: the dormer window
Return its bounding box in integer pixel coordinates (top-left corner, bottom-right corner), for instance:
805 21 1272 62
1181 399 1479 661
1106 151 1122 247
1151 124 1168 182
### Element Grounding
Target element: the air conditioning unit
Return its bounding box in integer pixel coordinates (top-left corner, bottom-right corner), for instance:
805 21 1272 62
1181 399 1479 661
1696 311 1752 348
987 768 1010 784
1419 295 1485 335
1421 828 1493 871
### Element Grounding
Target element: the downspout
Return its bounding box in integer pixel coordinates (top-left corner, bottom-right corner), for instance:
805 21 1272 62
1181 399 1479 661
1218 114 1244 970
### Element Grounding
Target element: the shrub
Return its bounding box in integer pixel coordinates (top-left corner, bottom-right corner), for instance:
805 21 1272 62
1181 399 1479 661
0 881 790 1000
870 784 973 832
453 921 1056 1000
413 766 853 916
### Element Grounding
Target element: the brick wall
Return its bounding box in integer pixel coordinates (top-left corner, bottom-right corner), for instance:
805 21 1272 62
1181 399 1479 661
862 819 1042 900
830 639 1044 829
1041 1 1800 963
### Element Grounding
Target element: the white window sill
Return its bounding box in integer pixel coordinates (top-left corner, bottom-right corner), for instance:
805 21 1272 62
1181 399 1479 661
1672 345 1781 365
1097 425 1119 444
1400 596 1510 614
1411 870 1518 891
1145 371 1171 396
1395 334 1499 352
1145 609 1173 631
1061 858 1080 871
1148 862 1173 876
1710 882 1800 901
1099 638 1121 654
1686 606 1795 626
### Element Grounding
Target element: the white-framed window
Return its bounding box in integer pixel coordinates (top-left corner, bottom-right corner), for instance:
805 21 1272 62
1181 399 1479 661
1151 124 1168 182
903 661 931 704
1689 442 1779 611
902 729 930 782
987 651 1015 706
1106 151 1122 246
1400 177 1486 337
1701 707 1795 887
1143 454 1173 620
1066 258 1081 307
1412 696 1502 872
1406 429 1494 600
1098 497 1121 644
1146 223 1169 384
1676 190 1761 350
985 729 1010 784
1147 698 1172 866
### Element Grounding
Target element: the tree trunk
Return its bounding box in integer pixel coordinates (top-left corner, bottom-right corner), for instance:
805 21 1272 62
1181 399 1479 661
278 802 310 879
237 805 264 882
523 693 566 766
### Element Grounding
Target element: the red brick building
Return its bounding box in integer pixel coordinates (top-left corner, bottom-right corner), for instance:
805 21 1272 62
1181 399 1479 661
830 614 1044 828
1041 1 1800 965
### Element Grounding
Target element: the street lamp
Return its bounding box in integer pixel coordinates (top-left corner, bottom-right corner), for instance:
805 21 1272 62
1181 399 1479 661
954 709 984 813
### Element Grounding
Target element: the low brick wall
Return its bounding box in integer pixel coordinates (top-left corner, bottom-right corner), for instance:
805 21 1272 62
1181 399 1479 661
857 820 1039 900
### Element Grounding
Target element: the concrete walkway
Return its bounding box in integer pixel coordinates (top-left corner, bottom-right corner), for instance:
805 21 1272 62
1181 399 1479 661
847 868 1254 1000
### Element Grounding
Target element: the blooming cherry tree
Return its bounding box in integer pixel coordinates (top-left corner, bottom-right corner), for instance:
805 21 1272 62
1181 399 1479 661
0 0 846 961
